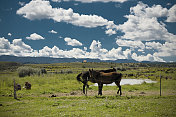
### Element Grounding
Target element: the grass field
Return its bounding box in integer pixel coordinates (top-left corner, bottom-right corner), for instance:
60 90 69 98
0 62 176 116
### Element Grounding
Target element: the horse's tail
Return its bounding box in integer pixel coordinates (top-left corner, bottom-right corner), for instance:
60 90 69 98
77 73 83 83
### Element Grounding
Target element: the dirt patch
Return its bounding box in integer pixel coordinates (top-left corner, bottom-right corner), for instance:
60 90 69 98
40 89 176 98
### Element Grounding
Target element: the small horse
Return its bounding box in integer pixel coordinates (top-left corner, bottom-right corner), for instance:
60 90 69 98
76 68 116 95
89 69 122 96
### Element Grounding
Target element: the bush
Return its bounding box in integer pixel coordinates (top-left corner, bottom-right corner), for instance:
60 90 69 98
17 66 46 77
41 68 47 74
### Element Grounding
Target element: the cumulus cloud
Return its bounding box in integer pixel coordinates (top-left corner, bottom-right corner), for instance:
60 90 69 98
132 53 164 62
0 37 34 56
51 0 128 3
117 2 176 42
16 0 116 35
116 39 145 49
90 40 103 52
152 42 176 57
105 29 116 35
17 0 53 20
1 37 166 62
18 1 25 6
26 33 44 40
130 2 168 18
145 41 162 50
36 43 164 62
8 33 12 36
38 46 87 58
88 40 132 60
11 39 33 55
166 4 176 22
48 30 57 34
51 0 61 2
64 37 83 46
16 0 108 27
0 37 11 54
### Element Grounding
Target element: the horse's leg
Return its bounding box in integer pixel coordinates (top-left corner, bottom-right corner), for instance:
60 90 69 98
100 84 103 95
83 84 86 94
115 81 122 96
98 83 103 95
85 84 88 96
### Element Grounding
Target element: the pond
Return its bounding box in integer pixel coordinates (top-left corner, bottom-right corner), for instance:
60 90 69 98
93 79 157 86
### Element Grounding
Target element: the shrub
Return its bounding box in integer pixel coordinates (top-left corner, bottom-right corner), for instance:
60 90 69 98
41 68 47 74
67 70 73 74
17 66 46 77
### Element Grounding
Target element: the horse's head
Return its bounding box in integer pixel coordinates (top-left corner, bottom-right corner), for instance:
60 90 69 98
113 68 116 72
89 69 99 78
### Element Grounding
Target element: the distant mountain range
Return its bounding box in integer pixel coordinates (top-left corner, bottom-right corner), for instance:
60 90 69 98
0 55 150 64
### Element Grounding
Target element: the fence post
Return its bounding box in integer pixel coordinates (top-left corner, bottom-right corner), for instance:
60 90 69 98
13 79 17 99
160 75 161 96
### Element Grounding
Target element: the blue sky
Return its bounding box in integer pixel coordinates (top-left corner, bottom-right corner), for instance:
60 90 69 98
0 0 176 62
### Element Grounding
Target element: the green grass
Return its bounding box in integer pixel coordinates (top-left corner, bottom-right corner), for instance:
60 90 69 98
0 95 175 117
0 62 176 116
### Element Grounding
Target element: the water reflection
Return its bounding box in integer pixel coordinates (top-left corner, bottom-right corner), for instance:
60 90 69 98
93 79 157 86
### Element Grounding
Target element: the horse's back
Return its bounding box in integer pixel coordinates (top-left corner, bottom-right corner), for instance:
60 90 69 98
100 72 122 81
100 72 119 76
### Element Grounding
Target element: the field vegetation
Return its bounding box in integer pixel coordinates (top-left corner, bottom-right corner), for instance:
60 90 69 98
0 62 176 116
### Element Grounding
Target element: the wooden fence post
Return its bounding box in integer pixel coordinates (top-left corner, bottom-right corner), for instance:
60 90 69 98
160 75 161 96
13 79 17 99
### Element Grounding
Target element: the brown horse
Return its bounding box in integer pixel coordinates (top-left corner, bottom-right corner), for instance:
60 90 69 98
76 68 116 95
89 69 122 96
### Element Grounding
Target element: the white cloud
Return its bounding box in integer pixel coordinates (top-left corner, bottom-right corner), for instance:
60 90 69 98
130 2 168 18
132 53 164 62
1 37 166 62
64 0 128 3
26 33 44 40
0 37 10 49
48 30 57 34
152 42 176 57
88 40 129 60
144 41 176 60
8 33 12 36
117 2 176 42
116 39 145 49
64 37 83 46
16 0 108 27
105 29 116 35
18 1 25 6
16 0 116 35
104 47 126 60
84 47 87 50
123 49 132 59
51 0 128 3
90 40 102 52
17 0 54 20
145 41 162 50
0 37 11 54
0 37 34 56
51 0 61 2
11 39 33 55
38 46 87 58
166 4 176 22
